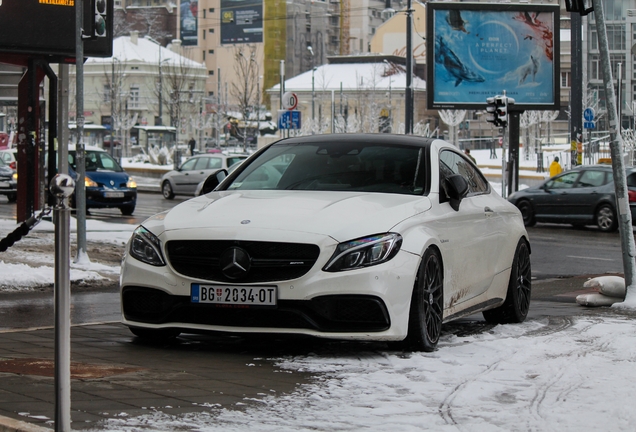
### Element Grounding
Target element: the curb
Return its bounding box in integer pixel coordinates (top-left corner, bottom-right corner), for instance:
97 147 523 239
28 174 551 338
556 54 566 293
0 415 51 432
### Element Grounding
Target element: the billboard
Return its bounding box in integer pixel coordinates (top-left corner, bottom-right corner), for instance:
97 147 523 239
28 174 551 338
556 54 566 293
426 3 560 110
180 0 198 46
221 0 263 44
0 0 113 58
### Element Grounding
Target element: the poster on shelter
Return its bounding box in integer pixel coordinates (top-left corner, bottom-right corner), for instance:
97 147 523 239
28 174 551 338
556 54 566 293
221 0 263 44
180 0 198 46
427 3 559 110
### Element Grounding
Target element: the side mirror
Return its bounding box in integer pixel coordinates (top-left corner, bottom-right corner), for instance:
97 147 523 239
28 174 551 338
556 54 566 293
443 174 469 211
199 169 228 195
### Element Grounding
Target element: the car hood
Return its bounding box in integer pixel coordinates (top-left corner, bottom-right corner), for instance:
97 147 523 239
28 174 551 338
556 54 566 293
72 169 130 187
155 190 432 242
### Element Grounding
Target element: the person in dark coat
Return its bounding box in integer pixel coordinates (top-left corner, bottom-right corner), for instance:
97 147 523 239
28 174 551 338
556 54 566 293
188 137 196 155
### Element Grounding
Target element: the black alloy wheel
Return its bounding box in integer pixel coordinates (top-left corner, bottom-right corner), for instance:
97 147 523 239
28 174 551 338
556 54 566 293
483 239 531 324
404 248 444 352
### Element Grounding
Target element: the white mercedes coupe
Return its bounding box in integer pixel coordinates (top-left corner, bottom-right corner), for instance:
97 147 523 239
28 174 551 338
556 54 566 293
121 134 531 351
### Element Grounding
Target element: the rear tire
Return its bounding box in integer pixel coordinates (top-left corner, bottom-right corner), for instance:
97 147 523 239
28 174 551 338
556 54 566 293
129 327 180 341
483 239 531 324
162 181 175 200
517 200 536 227
403 248 444 352
596 204 618 232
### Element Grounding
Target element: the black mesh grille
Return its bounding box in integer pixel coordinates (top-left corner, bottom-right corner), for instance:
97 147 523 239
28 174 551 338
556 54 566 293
166 240 321 283
122 287 390 333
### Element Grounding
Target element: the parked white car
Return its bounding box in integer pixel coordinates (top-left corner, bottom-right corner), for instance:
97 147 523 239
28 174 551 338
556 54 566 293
121 134 531 351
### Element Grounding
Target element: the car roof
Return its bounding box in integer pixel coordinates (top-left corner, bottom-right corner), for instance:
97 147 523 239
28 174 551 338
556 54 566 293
274 133 436 148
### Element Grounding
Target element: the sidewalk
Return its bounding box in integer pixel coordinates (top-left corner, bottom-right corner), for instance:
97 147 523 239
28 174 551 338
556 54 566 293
0 274 629 431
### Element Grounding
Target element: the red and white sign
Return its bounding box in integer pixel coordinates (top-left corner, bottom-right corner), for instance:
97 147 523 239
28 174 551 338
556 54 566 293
282 92 298 111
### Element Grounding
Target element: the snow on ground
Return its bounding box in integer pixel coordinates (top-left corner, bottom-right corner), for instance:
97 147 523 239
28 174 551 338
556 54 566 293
0 217 134 291
93 315 636 432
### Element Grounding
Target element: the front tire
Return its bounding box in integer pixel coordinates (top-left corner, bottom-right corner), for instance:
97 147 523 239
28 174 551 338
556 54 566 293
596 204 618 232
404 248 444 352
483 239 531 324
162 181 175 200
120 204 135 216
517 200 536 227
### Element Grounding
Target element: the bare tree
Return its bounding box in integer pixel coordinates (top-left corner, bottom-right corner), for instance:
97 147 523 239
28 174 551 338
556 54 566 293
160 51 199 142
229 45 260 151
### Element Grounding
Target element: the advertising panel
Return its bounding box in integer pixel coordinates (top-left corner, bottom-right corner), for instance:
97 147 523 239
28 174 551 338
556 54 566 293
221 0 263 44
426 2 560 110
180 0 198 46
0 0 113 58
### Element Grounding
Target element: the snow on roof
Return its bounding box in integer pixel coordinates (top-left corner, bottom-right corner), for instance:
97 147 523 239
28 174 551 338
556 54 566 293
85 35 205 70
271 62 426 93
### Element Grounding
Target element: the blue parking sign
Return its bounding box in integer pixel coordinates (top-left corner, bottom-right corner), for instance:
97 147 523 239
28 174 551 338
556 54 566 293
278 110 302 130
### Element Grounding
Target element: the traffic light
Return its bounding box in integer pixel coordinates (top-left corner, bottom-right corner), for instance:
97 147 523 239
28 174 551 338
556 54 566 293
564 0 593 16
486 97 498 125
93 0 107 38
495 96 508 128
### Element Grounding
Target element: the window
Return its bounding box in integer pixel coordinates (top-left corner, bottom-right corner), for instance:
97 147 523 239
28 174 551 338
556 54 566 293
208 49 214 54
209 28 214 33
577 170 607 187
129 85 140 109
606 24 626 50
103 84 111 102
209 8 215 12
439 149 489 196
560 72 571 88
547 172 579 189
589 30 598 51
589 55 600 80
208 70 215 75
610 54 626 79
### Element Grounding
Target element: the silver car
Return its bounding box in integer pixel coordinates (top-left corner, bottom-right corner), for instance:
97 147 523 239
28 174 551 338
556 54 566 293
160 154 248 199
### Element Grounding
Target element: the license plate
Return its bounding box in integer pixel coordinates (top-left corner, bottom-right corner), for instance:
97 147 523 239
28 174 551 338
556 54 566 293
191 284 277 306
104 191 124 198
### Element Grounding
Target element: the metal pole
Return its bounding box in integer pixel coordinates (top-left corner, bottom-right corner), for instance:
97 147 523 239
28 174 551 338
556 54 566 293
405 0 413 134
54 64 71 432
216 68 221 146
312 68 315 122
592 0 636 301
331 90 335 134
571 12 583 167
75 0 88 263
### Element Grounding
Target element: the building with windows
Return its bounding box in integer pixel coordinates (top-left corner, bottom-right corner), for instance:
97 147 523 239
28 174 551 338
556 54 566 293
584 0 636 131
74 32 207 151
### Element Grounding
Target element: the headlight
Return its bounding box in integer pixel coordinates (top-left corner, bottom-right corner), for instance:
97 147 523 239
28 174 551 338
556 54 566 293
127 178 137 188
12 173 17 181
323 233 402 272
85 177 98 187
129 226 165 266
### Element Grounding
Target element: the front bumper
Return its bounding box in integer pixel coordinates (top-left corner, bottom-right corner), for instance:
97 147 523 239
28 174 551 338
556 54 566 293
86 188 136 209
120 238 420 341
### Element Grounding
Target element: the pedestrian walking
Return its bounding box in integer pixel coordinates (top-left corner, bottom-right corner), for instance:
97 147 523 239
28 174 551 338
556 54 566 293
189 137 196 156
549 156 562 177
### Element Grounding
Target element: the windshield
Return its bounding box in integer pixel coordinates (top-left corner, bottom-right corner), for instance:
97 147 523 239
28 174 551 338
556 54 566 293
69 150 124 172
226 141 426 195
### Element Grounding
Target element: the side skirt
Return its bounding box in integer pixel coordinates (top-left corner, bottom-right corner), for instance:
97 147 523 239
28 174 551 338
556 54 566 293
443 298 504 323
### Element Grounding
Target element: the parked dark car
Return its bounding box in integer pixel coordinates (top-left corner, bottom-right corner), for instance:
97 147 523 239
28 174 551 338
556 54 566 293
0 157 17 202
68 146 137 215
507 165 636 232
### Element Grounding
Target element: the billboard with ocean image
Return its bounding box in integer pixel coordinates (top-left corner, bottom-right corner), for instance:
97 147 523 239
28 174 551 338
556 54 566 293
426 3 560 110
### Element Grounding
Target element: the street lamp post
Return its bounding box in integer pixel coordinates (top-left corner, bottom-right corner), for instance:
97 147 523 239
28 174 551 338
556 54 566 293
111 57 116 157
308 46 315 123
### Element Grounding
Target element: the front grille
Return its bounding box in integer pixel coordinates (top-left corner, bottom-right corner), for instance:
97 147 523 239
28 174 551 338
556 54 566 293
122 287 390 333
166 240 321 283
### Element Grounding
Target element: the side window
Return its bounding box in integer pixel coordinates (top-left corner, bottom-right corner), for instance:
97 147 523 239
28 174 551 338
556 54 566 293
577 170 606 187
180 158 197 171
207 158 222 169
439 149 489 196
195 157 209 170
628 173 636 187
547 171 579 189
